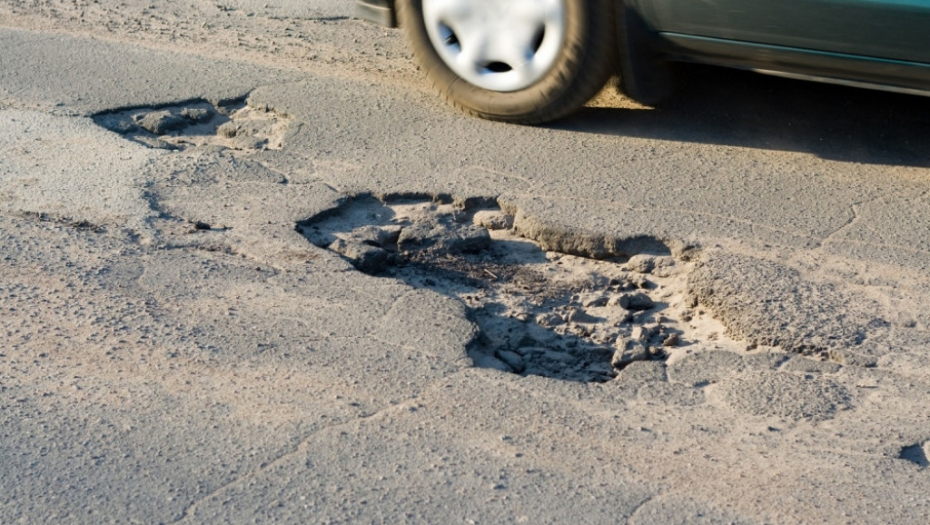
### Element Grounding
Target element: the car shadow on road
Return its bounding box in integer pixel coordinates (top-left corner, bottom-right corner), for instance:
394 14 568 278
554 64 930 168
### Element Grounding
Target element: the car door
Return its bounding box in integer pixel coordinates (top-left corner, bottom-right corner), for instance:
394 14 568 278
644 0 930 64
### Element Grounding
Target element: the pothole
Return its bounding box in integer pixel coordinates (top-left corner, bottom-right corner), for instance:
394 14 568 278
298 196 758 383
92 98 290 151
899 442 930 468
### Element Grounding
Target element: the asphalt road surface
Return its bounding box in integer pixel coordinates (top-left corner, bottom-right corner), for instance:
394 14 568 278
2 1 930 523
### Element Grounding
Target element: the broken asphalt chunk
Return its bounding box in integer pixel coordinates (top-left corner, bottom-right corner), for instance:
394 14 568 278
135 110 187 135
329 238 391 273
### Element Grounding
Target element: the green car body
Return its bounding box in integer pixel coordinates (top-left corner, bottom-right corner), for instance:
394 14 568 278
640 0 930 95
358 0 930 99
645 0 930 63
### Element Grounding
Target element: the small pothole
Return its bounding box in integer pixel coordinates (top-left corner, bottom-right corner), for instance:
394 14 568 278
93 99 290 152
298 196 750 383
899 442 930 468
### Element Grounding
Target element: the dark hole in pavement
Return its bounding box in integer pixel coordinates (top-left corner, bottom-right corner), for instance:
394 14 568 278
899 442 930 468
92 98 290 151
297 196 726 383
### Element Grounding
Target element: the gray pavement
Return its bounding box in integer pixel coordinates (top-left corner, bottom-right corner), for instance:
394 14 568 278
2 3 930 523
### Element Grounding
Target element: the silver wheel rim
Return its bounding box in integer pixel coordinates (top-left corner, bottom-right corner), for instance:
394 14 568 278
422 0 567 92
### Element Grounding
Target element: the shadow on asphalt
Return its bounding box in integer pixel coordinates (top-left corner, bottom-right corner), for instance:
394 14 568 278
554 64 930 167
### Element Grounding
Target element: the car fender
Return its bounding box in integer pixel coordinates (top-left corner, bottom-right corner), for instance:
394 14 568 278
615 0 674 105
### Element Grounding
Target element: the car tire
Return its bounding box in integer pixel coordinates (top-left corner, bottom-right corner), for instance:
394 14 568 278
397 0 618 124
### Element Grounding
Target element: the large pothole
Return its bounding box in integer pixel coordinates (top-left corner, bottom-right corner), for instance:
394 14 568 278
93 98 289 152
298 196 757 383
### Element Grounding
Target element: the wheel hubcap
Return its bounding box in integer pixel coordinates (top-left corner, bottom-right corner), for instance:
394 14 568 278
422 0 567 92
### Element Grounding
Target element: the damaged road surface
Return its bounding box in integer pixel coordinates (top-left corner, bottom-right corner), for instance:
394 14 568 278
299 196 754 382
94 98 290 151
3 3 930 524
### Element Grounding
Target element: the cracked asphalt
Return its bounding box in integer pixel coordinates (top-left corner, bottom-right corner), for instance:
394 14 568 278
2 1 930 523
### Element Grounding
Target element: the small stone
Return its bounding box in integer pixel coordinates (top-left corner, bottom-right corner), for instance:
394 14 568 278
396 221 441 252
585 275 612 289
535 312 564 327
582 295 609 308
630 326 648 341
652 260 677 278
193 221 211 230
473 210 513 230
591 330 614 345
135 110 187 135
611 339 649 369
663 334 680 347
181 107 214 122
618 292 655 311
570 325 592 338
447 224 492 253
328 238 390 273
643 324 668 343
217 121 239 138
629 274 652 289
564 307 597 324
627 254 656 274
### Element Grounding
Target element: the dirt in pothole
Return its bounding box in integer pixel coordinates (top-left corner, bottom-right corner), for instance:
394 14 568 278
298 196 768 383
93 99 290 152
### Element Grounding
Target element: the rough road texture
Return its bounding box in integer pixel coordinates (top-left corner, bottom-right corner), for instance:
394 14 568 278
299 196 741 383
3 2 930 524
688 253 881 356
94 99 291 151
